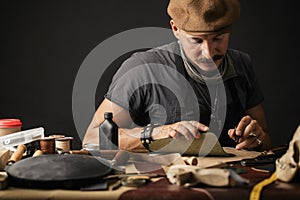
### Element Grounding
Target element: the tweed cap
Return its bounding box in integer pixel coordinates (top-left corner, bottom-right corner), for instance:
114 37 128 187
167 0 240 34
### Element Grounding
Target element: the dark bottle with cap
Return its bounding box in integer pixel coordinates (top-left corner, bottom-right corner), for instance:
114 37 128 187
99 112 119 150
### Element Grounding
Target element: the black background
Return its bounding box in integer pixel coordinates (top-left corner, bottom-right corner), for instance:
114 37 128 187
0 0 299 149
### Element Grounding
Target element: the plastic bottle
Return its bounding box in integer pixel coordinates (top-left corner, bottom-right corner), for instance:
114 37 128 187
99 112 119 150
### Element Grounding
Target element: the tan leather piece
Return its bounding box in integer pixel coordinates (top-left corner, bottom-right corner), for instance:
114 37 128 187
149 132 232 156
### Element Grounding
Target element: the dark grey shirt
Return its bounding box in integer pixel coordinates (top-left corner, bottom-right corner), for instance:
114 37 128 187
105 41 264 147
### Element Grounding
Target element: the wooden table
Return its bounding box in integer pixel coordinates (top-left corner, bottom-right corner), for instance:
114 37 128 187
1 163 300 200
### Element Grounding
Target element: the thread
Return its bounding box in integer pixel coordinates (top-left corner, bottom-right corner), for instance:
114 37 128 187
55 137 73 151
39 137 55 154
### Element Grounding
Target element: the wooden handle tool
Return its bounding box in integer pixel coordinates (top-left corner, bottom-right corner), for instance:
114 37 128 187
6 144 27 165
32 150 43 157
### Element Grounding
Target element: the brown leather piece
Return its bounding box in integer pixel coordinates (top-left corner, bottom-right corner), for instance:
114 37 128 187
206 166 300 200
120 163 300 200
119 178 213 200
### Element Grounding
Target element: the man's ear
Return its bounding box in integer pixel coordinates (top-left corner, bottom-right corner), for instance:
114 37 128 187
170 20 180 39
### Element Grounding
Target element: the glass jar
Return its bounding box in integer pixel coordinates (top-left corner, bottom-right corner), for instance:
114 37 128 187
0 119 22 137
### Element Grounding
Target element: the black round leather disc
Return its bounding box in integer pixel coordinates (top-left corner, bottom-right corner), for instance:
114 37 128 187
5 154 112 189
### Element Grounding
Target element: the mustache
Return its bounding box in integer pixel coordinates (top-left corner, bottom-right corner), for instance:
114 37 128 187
196 55 224 63
212 55 224 62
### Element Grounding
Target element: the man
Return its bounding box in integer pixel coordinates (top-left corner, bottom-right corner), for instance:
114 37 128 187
83 0 271 152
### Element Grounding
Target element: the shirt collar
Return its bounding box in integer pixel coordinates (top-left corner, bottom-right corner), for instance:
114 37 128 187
178 41 237 85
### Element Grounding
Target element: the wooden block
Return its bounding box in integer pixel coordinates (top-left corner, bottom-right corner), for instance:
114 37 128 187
0 171 8 190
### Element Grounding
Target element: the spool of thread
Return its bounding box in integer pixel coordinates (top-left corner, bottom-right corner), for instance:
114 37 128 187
55 137 73 151
39 137 55 154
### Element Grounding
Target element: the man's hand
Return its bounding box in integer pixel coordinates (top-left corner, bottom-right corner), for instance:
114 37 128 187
228 115 267 150
152 120 209 140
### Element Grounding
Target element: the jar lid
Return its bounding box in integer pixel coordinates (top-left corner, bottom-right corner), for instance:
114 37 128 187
0 119 22 128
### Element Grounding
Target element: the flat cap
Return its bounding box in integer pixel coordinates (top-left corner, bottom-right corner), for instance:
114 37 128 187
167 0 240 34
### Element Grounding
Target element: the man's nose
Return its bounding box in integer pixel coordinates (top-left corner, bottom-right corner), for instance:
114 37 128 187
201 41 215 59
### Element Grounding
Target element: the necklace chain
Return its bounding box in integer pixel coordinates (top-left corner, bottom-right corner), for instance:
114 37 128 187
179 44 222 131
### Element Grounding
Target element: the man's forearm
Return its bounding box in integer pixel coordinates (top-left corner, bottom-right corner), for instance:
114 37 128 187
83 126 147 152
119 128 147 152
